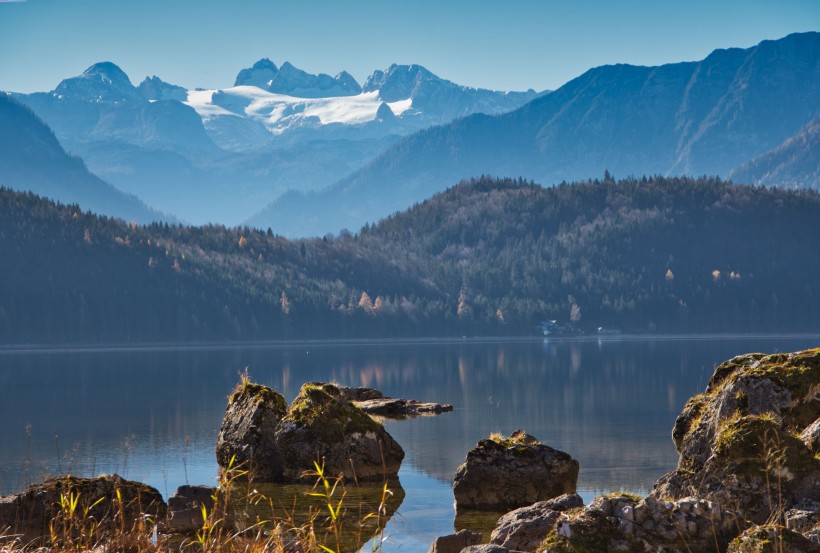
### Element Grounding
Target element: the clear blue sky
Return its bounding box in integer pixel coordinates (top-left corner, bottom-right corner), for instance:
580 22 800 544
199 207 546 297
1 0 818 93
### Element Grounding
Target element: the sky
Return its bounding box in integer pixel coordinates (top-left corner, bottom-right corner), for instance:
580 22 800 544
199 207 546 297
1 0 818 94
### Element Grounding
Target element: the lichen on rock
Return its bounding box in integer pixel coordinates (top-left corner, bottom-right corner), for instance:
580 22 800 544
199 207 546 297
453 430 579 512
652 348 820 525
274 382 404 482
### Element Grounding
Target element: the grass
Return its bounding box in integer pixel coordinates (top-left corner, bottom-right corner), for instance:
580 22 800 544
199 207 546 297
0 456 396 553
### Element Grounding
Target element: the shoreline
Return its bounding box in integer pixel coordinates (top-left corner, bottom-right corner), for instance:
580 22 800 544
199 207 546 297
1 332 819 355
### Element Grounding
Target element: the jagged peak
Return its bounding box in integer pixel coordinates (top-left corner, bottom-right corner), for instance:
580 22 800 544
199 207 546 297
251 58 279 72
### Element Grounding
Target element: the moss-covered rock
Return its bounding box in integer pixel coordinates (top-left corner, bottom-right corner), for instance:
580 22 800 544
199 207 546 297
652 348 820 525
0 474 165 541
727 524 820 553
453 430 579 512
274 382 404 482
216 378 288 481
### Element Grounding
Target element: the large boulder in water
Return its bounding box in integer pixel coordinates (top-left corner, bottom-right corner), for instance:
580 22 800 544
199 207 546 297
275 382 405 482
453 430 579 512
0 474 165 540
215 379 288 481
652 349 820 524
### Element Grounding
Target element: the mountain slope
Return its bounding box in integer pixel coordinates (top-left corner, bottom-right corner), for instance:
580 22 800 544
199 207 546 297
9 61 541 225
729 116 820 189
0 94 166 224
2 176 820 344
255 32 820 236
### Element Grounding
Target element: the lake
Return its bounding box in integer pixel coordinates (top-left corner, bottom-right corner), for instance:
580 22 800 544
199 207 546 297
1 335 818 551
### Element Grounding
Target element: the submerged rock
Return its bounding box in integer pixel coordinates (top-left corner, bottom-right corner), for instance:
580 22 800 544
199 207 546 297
0 474 165 539
275 382 405 482
338 386 385 401
355 397 454 418
215 379 288 481
653 349 820 524
164 485 217 533
339 385 454 418
453 430 579 512
489 493 583 552
427 528 482 553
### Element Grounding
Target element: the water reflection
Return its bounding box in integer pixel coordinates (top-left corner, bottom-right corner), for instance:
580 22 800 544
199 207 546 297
1 337 818 551
228 478 405 552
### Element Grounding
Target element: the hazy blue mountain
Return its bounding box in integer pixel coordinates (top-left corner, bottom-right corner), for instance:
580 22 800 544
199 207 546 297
137 76 188 102
729 116 820 189
15 62 217 154
0 94 166 224
8 60 541 225
253 32 820 237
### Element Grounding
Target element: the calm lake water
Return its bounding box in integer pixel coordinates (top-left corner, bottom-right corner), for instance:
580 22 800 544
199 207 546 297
1 336 818 551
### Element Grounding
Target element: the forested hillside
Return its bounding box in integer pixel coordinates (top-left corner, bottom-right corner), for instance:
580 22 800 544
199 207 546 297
3 176 820 344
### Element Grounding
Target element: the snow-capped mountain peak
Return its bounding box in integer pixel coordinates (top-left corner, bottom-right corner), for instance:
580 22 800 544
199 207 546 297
233 59 361 98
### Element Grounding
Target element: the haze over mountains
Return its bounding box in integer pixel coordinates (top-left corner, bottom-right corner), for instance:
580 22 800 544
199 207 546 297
7 60 541 225
257 32 820 236
0 94 165 224
2 32 818 237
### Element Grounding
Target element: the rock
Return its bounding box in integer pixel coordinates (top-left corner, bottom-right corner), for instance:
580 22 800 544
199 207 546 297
461 546 518 553
489 494 583 552
355 397 454 418
275 382 405 482
427 529 482 553
338 386 384 401
801 418 820 453
338 386 453 418
453 430 579 512
653 349 820 524
216 378 288 481
727 524 820 553
538 494 745 552
165 485 217 533
0 474 165 539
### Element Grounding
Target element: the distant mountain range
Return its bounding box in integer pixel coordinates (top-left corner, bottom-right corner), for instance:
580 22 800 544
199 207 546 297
7 60 542 225
255 32 820 236
0 94 166 224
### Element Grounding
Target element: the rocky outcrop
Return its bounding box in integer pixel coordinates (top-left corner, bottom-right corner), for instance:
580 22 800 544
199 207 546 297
453 430 579 512
164 485 217 533
489 494 583 552
275 382 405 482
427 529 482 553
654 349 820 524
216 380 404 483
0 474 165 539
727 524 820 553
538 494 745 553
216 379 288 481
